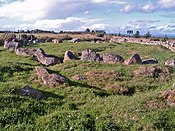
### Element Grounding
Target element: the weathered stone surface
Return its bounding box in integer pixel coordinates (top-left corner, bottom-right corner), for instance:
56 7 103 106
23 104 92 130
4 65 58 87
35 66 66 87
63 51 78 63
52 39 63 43
160 89 175 107
102 53 124 64
35 66 49 77
35 48 61 66
125 53 142 65
133 66 162 77
70 38 81 43
172 83 175 87
16 48 37 56
4 40 21 51
72 74 86 81
165 59 175 66
142 58 158 64
81 49 101 61
18 85 43 99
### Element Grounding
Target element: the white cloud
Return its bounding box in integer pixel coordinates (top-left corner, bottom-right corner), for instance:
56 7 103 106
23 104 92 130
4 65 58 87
158 0 175 9
91 0 107 3
120 0 175 13
0 0 128 22
130 19 160 25
81 23 111 31
0 17 109 32
109 0 127 5
0 0 93 21
91 0 127 5
84 11 90 15
120 4 135 13
142 2 156 12
0 0 47 21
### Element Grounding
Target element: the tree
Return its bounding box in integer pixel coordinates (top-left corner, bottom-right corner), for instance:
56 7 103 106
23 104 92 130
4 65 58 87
127 30 133 37
91 30 95 34
144 31 151 38
134 31 141 38
85 28 90 33
163 34 168 42
59 30 64 33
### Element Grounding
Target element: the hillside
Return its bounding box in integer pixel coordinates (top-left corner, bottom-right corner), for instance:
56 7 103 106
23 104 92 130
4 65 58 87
1 40 175 130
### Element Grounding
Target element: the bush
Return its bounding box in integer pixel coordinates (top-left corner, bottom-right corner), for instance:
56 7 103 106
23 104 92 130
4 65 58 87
153 110 175 130
96 33 104 37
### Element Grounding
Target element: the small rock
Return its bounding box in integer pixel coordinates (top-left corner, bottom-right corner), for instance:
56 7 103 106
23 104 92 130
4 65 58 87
165 59 175 66
18 85 43 99
160 89 175 107
72 74 86 81
81 49 101 62
142 58 158 64
102 53 124 64
63 51 78 63
172 83 175 87
125 53 142 65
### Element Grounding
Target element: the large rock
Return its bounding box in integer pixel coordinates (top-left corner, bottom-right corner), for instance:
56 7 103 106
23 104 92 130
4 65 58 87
35 66 66 87
35 48 61 66
142 58 158 64
18 85 43 99
81 49 101 62
160 89 175 107
4 39 21 51
165 59 175 66
63 51 78 63
16 48 37 56
102 53 124 64
125 53 142 65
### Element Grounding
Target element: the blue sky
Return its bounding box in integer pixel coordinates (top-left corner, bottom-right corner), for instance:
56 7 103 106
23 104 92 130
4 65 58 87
0 0 175 36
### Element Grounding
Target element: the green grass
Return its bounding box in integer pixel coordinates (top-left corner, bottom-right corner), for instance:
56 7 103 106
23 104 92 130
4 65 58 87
0 41 175 130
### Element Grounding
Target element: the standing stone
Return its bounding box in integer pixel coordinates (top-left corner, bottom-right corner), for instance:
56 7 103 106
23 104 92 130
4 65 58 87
52 39 63 43
35 66 66 87
35 48 61 66
142 58 158 64
81 49 101 62
125 53 142 65
63 51 78 63
102 53 124 64
16 48 37 56
70 38 81 43
4 39 21 51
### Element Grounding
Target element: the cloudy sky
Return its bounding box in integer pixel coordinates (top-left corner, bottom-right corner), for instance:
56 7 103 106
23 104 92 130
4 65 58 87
0 0 175 36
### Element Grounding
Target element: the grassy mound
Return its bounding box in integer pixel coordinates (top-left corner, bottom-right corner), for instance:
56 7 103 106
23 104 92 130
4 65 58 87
0 41 175 130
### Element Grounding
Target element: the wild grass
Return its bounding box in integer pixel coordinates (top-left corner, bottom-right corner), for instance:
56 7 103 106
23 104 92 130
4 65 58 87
0 41 175 130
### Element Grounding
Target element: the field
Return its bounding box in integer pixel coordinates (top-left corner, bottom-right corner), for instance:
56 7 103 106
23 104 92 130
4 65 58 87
1 40 175 130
